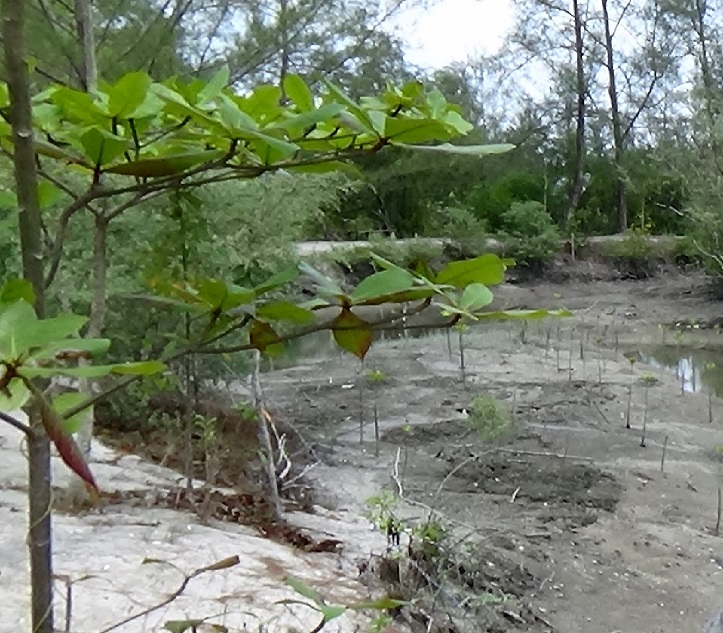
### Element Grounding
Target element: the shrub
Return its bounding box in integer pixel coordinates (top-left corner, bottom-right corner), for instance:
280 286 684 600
422 203 488 241
465 394 517 442
495 201 561 267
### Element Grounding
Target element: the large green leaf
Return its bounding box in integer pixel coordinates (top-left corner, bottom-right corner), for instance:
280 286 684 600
331 308 372 360
459 283 494 311
436 254 508 288
197 66 230 105
256 301 315 324
27 337 111 361
397 142 516 155
283 75 314 111
0 280 35 306
37 181 64 210
104 150 224 177
350 268 418 303
0 379 30 412
298 262 346 299
0 302 87 358
384 117 454 143
253 267 299 296
107 72 153 118
23 359 166 378
77 127 132 166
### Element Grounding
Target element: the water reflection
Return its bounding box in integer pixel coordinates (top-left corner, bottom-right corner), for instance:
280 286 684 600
641 346 723 397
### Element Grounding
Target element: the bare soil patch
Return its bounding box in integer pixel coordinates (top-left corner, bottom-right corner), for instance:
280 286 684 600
97 268 723 632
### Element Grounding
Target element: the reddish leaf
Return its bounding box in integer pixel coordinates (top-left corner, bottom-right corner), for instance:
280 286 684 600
249 320 284 357
330 308 372 360
40 400 99 499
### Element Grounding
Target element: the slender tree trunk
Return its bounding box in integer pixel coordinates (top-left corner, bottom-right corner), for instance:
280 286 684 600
566 0 586 227
690 0 723 175
68 0 102 504
601 0 628 232
74 0 97 92
2 1 54 631
278 0 290 102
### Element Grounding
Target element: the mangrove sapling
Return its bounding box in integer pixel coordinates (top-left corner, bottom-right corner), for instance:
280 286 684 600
374 403 380 458
359 361 365 445
457 323 468 386
640 374 656 448
661 435 669 474
568 329 574 380
445 329 453 362
624 355 637 429
717 486 722 537
545 327 551 361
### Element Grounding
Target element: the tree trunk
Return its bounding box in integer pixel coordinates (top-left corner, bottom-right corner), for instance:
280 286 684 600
74 0 97 92
601 0 628 233
2 1 54 631
66 0 103 505
565 0 586 227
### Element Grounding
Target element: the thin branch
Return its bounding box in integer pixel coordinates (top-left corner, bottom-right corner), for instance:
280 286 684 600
0 410 35 439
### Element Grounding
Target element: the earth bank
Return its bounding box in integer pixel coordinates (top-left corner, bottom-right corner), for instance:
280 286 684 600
3 265 723 632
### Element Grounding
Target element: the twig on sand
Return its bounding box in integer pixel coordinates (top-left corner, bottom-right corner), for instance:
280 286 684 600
495 447 594 463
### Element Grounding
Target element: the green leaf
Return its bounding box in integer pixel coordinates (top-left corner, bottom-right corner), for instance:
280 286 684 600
459 283 494 311
197 66 230 105
253 267 299 296
0 305 87 359
104 150 224 177
320 605 346 622
0 189 16 209
285 577 325 606
283 75 314 110
331 308 372 360
108 72 152 118
384 117 454 143
396 143 516 155
249 320 284 356
28 337 111 360
77 127 132 166
299 262 346 299
0 280 35 306
350 268 417 303
52 392 89 435
436 254 508 288
256 301 315 324
347 596 407 611
22 360 166 378
37 181 64 210
0 379 30 412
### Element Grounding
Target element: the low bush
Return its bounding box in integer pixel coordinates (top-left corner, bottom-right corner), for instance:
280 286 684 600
495 201 561 268
465 394 517 442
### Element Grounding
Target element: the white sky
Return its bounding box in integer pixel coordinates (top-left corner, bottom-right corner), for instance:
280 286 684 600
396 0 515 69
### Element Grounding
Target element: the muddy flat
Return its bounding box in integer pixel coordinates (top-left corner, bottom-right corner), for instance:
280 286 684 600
252 269 723 633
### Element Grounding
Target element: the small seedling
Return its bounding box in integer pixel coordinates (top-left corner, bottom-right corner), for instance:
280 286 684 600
366 368 388 383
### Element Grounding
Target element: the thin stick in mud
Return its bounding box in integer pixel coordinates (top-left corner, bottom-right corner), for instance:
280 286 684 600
717 487 722 537
661 435 668 473
374 403 380 458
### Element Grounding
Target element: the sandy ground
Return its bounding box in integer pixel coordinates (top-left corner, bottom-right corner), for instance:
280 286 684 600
4 267 723 632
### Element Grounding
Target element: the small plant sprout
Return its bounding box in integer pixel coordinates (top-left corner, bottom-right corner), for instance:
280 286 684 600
545 327 552 361
366 368 388 383
639 374 656 448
